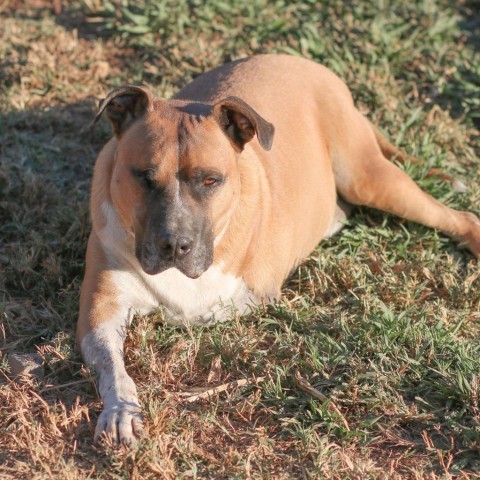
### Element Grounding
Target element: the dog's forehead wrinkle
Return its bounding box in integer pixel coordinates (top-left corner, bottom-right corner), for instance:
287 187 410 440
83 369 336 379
175 113 203 192
142 108 206 165
177 113 198 154
142 108 186 153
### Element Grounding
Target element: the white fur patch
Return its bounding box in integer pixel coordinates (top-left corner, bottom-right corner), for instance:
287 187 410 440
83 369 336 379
99 201 254 325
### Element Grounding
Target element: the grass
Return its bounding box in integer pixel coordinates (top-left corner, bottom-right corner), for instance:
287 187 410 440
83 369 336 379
1 0 479 478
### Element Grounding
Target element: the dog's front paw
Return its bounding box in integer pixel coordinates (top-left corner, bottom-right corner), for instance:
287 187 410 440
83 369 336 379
94 403 144 446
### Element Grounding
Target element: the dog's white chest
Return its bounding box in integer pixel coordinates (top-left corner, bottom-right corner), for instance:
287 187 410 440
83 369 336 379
138 265 252 324
99 202 252 324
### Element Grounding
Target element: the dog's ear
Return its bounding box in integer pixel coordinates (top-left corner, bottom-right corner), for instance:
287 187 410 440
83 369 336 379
93 85 154 136
213 96 274 152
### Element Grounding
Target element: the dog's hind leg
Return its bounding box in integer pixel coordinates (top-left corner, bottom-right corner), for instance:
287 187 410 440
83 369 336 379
332 112 480 256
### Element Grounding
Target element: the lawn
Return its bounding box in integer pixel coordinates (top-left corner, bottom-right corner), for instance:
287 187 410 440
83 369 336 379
1 0 480 478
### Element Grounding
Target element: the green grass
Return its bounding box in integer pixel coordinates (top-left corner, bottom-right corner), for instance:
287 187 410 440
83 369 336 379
1 0 480 478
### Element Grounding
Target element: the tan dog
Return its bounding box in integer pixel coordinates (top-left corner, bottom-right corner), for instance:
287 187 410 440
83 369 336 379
78 54 480 445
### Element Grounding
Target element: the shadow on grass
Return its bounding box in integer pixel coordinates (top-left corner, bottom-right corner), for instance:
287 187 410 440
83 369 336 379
457 0 480 52
0 97 114 470
0 98 110 351
425 1 480 134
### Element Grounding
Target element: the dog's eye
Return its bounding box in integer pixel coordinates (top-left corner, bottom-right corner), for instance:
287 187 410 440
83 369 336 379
203 177 218 187
132 168 155 190
190 171 224 193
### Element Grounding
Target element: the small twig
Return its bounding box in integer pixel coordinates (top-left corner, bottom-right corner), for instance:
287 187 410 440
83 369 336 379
39 378 95 393
294 370 350 431
180 376 266 403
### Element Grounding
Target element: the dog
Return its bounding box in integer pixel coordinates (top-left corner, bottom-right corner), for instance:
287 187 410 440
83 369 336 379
77 54 480 445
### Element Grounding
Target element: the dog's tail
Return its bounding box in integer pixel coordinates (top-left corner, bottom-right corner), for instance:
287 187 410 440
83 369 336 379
370 122 467 193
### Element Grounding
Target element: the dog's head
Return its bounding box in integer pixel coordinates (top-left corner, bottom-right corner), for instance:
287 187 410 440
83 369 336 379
94 86 274 279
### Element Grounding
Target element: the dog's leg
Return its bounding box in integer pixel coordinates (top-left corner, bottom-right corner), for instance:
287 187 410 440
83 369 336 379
77 234 143 445
333 113 480 256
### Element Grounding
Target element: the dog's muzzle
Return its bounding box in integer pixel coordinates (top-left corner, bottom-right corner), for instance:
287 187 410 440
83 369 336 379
136 230 213 279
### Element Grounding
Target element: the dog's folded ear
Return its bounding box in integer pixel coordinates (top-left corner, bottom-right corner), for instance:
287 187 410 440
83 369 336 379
213 96 274 152
93 85 154 136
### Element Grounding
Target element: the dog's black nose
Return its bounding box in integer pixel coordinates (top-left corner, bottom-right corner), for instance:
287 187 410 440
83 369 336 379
160 235 192 259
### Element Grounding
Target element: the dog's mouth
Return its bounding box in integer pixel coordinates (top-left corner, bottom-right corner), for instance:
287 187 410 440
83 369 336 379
136 239 213 279
140 260 204 279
